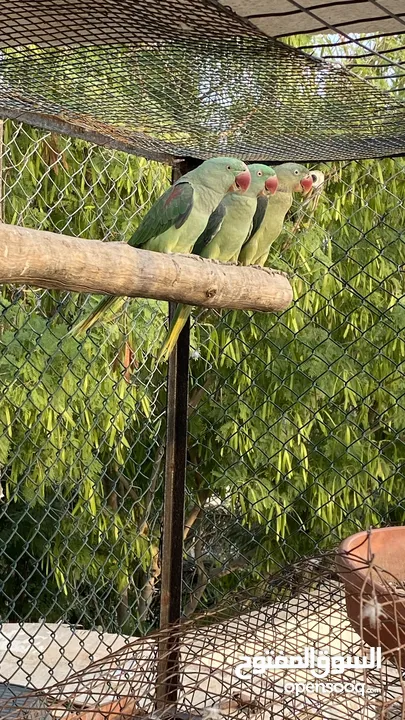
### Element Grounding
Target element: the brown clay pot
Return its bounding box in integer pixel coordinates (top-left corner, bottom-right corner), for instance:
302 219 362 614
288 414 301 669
336 526 405 667
64 698 145 720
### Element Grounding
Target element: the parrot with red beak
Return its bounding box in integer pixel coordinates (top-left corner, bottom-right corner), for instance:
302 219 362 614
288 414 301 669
238 163 313 267
157 164 278 363
69 157 251 336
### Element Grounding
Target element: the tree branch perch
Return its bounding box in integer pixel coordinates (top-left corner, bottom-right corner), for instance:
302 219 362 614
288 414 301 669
0 223 293 312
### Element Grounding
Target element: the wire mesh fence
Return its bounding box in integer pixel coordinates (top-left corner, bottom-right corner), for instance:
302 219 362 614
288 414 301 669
3 544 405 720
0 122 171 647
0 120 404 692
183 157 405 610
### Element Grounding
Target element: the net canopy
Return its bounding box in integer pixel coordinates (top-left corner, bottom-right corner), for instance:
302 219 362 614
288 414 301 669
0 1 405 163
224 0 405 37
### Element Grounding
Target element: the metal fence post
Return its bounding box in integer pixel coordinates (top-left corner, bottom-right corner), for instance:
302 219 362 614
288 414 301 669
156 161 194 710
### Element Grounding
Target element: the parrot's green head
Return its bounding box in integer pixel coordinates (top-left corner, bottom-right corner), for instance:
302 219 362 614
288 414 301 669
196 156 251 194
247 164 278 198
275 163 313 195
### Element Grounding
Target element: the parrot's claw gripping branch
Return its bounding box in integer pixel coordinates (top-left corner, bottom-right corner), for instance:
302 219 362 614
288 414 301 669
0 224 293 313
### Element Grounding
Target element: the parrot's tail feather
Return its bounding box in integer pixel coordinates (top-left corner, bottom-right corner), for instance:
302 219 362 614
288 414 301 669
68 295 122 337
158 305 193 363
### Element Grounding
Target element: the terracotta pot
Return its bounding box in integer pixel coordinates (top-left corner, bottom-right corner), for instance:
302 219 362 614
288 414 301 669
336 526 405 667
64 698 144 720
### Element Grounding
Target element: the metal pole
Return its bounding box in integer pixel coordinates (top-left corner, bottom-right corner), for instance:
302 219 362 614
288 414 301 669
0 120 4 223
156 161 193 711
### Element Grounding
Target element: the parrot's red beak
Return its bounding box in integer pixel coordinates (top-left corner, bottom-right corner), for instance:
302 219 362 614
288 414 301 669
300 175 313 195
265 175 278 195
233 169 251 193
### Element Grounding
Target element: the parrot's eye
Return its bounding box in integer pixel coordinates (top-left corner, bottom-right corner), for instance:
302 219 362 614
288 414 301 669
227 165 231 170
294 169 300 176
257 171 263 176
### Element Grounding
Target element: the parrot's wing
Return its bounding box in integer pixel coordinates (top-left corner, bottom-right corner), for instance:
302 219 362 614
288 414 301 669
241 194 268 248
128 180 194 248
191 201 227 256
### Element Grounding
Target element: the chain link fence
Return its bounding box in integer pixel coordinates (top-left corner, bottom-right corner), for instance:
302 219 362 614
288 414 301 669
0 120 404 688
0 123 171 648
185 157 405 611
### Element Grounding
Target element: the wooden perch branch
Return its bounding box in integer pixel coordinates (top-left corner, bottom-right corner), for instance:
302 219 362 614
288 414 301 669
0 224 293 312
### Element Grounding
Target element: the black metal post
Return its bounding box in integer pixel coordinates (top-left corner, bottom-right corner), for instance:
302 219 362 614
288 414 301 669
156 162 193 711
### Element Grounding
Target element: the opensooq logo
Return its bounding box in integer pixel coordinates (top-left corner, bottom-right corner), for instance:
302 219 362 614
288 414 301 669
234 647 381 679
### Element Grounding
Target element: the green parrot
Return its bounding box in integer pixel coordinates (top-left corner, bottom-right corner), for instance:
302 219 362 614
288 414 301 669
157 164 279 363
238 163 314 268
70 156 251 336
